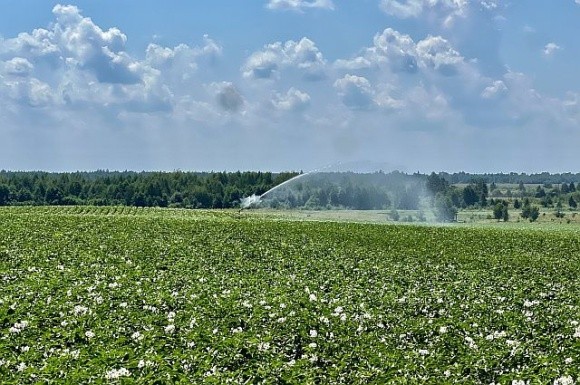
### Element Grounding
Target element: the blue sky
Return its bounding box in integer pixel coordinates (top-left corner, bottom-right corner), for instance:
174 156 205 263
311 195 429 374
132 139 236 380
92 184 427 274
0 1 579 173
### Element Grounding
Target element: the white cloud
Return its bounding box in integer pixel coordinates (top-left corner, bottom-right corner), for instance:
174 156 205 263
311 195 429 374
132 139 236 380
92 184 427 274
379 0 424 18
1 77 53 107
51 4 142 84
334 74 375 110
243 38 326 80
266 0 334 11
379 0 469 24
481 80 507 99
272 87 311 111
379 0 502 27
336 28 465 76
2 57 34 76
0 5 223 114
416 36 464 74
212 82 245 113
543 42 561 57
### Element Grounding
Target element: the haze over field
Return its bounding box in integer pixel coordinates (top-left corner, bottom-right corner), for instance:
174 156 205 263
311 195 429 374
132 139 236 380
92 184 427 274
0 1 579 172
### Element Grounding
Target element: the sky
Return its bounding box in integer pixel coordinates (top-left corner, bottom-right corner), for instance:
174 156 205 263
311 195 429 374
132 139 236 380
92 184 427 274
0 1 579 173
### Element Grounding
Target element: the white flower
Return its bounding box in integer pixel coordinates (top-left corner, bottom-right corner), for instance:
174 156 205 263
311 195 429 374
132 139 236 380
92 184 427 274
258 342 270 352
465 336 478 349
573 326 580 338
119 302 128 308
73 305 89 316
231 327 243 334
85 330 95 339
554 375 575 385
9 326 21 334
512 380 526 385
138 360 155 369
523 300 539 307
564 357 573 364
164 325 175 334
309 330 318 338
276 317 286 324
131 331 143 341
105 367 131 379
20 346 30 353
439 326 448 334
308 342 317 348
309 294 317 302
17 362 27 372
418 349 429 356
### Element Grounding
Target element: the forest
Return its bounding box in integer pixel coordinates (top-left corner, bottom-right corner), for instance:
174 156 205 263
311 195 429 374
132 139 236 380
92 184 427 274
1 171 580 220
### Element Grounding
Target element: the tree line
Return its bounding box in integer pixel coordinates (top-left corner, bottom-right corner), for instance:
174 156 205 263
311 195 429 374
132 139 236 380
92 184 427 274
0 171 298 208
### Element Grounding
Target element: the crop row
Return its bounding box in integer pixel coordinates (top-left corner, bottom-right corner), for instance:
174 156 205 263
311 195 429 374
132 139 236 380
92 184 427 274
0 208 579 383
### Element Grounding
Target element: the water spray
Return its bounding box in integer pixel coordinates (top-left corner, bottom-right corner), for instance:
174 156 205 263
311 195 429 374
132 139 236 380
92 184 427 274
239 171 313 211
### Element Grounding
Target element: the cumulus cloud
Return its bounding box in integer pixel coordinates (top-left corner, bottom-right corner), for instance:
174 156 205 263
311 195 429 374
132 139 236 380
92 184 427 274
380 0 468 25
1 77 53 107
336 28 465 76
0 5 223 114
266 0 334 11
271 87 311 111
379 0 502 27
213 82 244 113
243 38 326 81
3 57 34 76
543 43 561 57
416 36 464 75
481 80 507 99
334 74 375 110
51 4 142 84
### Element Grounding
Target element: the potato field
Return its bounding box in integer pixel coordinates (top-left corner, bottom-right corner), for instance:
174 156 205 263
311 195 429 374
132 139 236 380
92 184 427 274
0 207 579 384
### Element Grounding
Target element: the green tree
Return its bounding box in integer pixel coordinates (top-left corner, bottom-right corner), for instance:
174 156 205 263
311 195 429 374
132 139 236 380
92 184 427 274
529 206 540 222
426 173 449 196
435 194 457 222
521 199 540 222
462 185 478 207
0 184 10 205
493 201 509 222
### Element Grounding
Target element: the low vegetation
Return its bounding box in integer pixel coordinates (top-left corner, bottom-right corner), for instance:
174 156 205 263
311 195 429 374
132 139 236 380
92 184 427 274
1 207 579 383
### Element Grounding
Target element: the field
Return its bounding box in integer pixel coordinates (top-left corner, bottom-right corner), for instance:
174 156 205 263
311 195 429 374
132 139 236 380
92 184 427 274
1 207 579 384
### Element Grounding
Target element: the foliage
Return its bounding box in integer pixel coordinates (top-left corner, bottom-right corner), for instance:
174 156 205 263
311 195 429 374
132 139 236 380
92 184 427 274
0 171 297 209
493 201 509 222
434 194 457 222
521 200 540 222
0 207 579 383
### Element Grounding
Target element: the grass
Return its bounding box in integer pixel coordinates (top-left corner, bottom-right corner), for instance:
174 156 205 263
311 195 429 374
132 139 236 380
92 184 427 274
0 206 579 383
